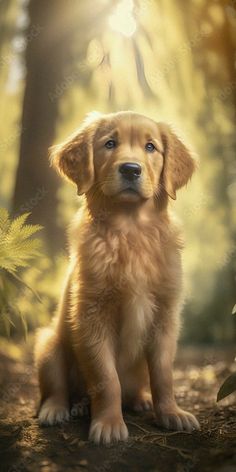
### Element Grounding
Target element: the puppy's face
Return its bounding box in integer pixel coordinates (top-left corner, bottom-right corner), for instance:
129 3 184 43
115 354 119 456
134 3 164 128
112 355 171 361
93 113 164 203
51 111 196 204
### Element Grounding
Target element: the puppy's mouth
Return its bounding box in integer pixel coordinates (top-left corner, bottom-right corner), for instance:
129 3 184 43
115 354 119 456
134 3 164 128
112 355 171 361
116 185 144 202
100 178 153 202
120 187 139 194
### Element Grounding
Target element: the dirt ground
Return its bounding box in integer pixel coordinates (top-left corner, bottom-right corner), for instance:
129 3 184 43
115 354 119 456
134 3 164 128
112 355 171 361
0 342 236 472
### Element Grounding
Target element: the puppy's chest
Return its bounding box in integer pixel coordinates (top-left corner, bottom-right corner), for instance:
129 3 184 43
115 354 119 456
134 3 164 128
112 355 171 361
83 223 178 362
107 229 175 363
106 227 167 291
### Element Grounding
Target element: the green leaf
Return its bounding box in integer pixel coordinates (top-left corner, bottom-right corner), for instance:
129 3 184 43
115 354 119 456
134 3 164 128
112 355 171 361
7 212 31 236
0 208 10 232
0 209 42 274
9 272 42 303
0 208 43 336
14 223 43 241
232 304 236 315
19 311 28 340
1 312 15 337
217 372 236 401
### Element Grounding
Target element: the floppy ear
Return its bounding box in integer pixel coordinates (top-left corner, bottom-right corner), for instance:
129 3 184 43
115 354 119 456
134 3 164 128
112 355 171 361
50 114 101 195
159 124 197 200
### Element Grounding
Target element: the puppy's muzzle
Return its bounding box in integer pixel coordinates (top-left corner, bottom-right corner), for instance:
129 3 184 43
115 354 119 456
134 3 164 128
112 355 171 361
119 162 142 182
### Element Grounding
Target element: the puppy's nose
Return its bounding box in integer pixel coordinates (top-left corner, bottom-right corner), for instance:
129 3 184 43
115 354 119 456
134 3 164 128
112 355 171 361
119 162 142 181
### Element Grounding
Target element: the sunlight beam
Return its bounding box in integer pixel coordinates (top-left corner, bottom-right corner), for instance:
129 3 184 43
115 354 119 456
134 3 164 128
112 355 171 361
108 0 137 37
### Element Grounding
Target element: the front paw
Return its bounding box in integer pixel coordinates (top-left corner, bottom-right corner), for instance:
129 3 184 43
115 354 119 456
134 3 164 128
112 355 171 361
89 414 129 444
155 405 200 432
39 398 70 426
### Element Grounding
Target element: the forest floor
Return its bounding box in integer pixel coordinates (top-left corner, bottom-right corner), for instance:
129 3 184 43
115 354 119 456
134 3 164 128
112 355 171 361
0 341 236 472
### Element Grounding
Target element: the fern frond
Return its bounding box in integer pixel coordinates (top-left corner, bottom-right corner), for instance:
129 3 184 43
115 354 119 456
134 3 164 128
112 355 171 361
8 212 30 233
0 209 42 274
0 208 10 233
0 208 43 336
13 224 42 241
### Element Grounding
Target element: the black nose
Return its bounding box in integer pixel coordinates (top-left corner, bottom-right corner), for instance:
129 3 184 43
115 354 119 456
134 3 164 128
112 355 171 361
119 162 142 181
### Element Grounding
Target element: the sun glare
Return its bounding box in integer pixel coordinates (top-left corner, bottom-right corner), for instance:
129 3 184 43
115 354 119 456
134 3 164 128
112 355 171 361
108 0 137 37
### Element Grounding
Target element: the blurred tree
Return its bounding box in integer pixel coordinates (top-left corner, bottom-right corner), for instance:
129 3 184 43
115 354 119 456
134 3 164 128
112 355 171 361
12 0 116 254
0 0 14 55
178 0 236 342
12 0 74 253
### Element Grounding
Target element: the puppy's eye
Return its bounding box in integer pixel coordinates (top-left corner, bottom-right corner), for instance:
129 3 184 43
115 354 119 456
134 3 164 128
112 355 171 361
145 142 156 153
105 139 116 149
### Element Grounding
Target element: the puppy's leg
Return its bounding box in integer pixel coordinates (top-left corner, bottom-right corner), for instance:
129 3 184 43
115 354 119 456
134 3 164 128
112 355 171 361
122 361 153 412
35 327 70 425
35 265 75 425
76 321 128 444
147 309 200 432
125 389 153 413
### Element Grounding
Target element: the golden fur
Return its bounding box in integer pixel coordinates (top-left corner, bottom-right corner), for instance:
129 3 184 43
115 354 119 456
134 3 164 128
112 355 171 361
35 111 200 444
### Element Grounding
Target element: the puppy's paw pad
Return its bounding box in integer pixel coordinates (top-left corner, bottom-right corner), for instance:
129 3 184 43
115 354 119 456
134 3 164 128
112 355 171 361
39 400 69 426
89 416 129 444
155 407 200 432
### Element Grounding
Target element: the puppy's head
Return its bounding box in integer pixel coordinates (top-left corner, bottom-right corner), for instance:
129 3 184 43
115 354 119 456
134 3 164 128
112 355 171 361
51 111 196 203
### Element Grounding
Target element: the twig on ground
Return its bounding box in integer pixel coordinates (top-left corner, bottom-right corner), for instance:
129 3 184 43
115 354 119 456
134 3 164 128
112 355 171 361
127 420 191 436
127 420 192 459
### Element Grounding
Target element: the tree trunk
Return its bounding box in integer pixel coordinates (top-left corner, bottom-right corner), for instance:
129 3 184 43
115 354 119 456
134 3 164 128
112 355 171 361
12 0 77 254
12 0 116 254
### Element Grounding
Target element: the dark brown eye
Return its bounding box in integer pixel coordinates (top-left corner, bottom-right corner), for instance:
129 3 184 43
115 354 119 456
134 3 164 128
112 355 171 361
145 142 156 153
105 139 116 149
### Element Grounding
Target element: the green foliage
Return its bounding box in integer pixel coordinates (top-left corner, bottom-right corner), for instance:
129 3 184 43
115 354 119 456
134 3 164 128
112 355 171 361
217 304 236 402
15 251 68 332
217 372 236 402
0 208 42 336
0 208 42 273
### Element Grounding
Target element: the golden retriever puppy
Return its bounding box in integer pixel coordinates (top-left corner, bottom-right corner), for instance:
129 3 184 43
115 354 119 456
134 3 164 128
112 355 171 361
35 111 200 444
